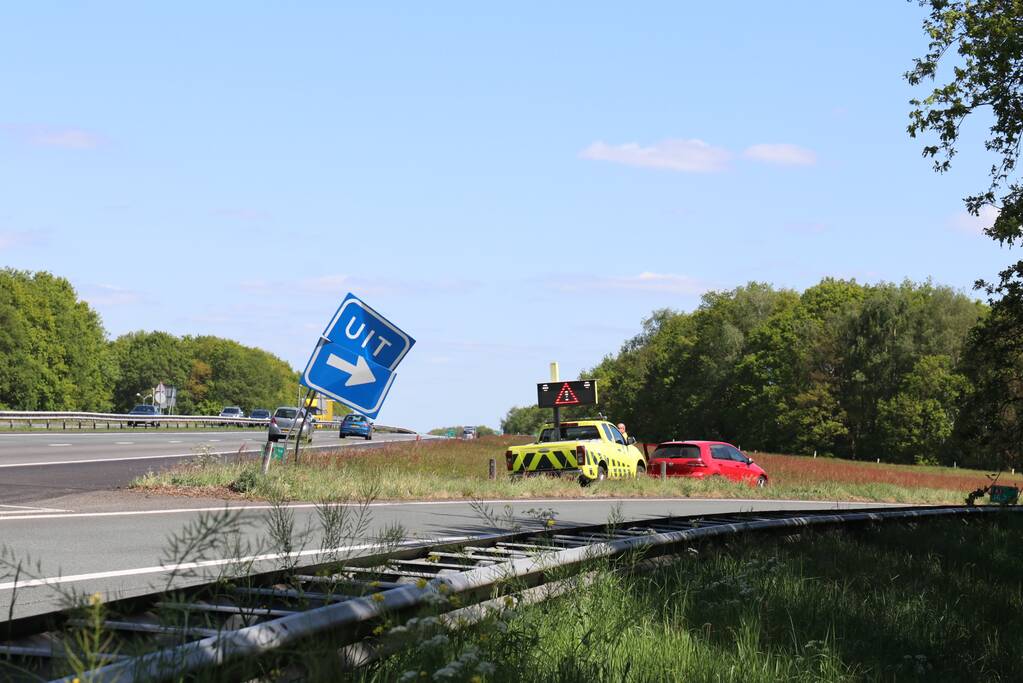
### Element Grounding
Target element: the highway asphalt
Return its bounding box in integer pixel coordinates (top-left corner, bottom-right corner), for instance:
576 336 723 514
0 496 895 621
0 429 414 505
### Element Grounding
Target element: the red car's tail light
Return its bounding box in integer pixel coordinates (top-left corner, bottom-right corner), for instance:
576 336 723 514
505 450 514 471
576 445 587 466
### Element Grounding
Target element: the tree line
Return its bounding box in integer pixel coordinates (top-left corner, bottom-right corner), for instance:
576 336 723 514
503 278 1021 469
0 269 301 414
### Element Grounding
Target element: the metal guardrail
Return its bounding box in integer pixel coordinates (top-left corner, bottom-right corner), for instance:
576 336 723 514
0 410 415 434
1 504 1018 681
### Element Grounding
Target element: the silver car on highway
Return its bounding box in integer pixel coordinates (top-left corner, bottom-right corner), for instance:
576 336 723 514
268 406 315 442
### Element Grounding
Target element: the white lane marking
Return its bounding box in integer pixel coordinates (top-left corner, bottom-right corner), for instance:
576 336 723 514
208 439 221 442
0 535 474 592
115 441 134 445
0 436 406 469
0 431 268 439
0 503 70 513
0 496 895 522
168 440 182 443
48 443 72 447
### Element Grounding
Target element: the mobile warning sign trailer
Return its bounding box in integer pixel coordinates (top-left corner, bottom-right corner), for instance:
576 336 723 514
537 377 598 434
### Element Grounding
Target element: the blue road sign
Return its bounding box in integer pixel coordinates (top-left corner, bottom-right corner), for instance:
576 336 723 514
301 293 415 418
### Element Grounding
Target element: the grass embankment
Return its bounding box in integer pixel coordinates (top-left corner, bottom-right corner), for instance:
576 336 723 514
132 436 1019 504
359 514 1023 682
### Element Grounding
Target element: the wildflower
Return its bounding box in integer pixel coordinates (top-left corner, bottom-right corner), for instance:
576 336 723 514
424 634 450 648
416 578 429 589
503 596 515 608
370 580 381 587
372 625 385 636
545 518 555 528
88 592 103 607
438 583 450 594
470 677 482 683
371 592 386 603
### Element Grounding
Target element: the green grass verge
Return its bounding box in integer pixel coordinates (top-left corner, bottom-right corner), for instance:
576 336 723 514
132 436 986 505
358 515 1023 682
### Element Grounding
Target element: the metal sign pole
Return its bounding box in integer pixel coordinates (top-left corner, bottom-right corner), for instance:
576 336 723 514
292 388 315 464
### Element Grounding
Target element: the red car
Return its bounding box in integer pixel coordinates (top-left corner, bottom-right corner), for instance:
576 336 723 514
647 440 768 487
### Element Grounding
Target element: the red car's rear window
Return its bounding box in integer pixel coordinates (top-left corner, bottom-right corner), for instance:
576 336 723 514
652 444 701 459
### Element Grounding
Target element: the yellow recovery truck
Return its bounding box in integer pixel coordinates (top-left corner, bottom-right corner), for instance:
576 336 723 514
504 419 647 486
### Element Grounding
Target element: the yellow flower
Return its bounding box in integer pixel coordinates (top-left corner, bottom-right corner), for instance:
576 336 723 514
371 592 386 603
370 580 381 587
438 584 450 594
416 578 428 589
479 633 489 642
372 625 385 636
504 596 514 608
545 518 555 528
471 677 483 683
88 592 102 607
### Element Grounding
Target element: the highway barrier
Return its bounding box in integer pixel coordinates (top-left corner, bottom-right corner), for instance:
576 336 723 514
0 410 416 435
1 504 1019 681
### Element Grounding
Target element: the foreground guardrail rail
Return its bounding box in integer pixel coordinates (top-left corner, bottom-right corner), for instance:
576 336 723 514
2 504 1018 681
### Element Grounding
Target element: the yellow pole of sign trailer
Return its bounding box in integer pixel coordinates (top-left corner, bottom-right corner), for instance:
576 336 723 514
550 361 560 435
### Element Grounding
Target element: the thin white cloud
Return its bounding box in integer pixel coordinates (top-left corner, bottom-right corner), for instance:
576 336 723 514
743 143 817 166
301 274 480 296
580 139 731 173
79 283 143 307
0 230 44 250
550 272 710 295
951 205 1000 235
3 125 105 150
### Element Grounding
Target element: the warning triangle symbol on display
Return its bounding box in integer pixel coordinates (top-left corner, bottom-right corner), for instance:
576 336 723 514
554 382 580 405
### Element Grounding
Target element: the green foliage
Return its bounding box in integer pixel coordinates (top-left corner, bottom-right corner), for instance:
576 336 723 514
907 2 1023 466
0 269 114 410
0 268 300 415
586 278 987 464
499 405 548 435
428 425 499 436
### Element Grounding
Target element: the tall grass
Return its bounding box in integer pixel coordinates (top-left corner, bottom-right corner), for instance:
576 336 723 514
359 516 1023 682
132 436 1015 504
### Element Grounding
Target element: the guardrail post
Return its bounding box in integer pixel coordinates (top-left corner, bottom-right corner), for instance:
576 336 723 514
659 461 667 480
488 459 496 480
93 421 97 430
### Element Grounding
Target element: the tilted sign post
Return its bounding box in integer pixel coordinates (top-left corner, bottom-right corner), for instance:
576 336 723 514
295 292 415 461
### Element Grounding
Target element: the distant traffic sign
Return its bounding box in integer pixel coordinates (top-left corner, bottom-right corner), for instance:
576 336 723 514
537 380 598 408
301 293 415 418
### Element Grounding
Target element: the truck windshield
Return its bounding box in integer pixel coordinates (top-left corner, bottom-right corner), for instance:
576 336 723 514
538 425 601 442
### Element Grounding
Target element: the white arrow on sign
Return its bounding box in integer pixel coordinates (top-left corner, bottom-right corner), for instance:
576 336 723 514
326 353 376 387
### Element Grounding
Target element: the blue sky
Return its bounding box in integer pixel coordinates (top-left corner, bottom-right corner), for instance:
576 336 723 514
0 2 1015 431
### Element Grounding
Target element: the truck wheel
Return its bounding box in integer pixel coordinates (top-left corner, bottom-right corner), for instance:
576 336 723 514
756 475 767 488
597 463 608 482
365 432 372 441
635 461 646 478
339 432 346 439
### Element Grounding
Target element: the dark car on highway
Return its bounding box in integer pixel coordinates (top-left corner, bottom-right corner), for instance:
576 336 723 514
339 413 373 440
249 409 271 421
127 404 162 427
647 440 768 487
